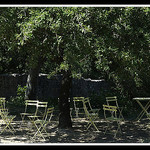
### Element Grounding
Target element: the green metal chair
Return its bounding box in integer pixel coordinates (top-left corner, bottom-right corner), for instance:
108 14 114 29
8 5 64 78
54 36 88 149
0 97 6 109
36 101 48 120
0 109 16 135
103 104 123 138
106 96 124 121
27 101 48 126
73 97 85 118
84 97 100 114
20 100 39 123
0 98 16 134
83 99 99 132
29 107 54 141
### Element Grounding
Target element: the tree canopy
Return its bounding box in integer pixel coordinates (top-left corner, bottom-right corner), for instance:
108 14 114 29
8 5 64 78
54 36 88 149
1 7 150 127
89 7 150 98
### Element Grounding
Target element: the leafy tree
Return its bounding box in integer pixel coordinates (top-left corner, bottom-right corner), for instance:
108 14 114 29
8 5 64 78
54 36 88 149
0 8 26 74
89 7 150 99
2 7 150 128
16 7 93 128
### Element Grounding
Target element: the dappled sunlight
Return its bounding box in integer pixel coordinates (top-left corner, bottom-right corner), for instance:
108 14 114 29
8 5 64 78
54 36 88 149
0 118 150 143
0 107 150 144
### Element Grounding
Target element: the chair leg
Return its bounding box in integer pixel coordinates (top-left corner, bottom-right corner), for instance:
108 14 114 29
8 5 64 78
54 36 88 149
113 121 122 138
75 108 79 118
86 117 99 132
32 123 46 141
104 121 110 135
118 109 124 121
32 121 49 141
115 121 122 137
39 122 48 134
1 118 16 135
104 121 121 138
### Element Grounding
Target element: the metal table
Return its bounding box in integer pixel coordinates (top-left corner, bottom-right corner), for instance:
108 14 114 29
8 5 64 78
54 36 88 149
133 97 150 121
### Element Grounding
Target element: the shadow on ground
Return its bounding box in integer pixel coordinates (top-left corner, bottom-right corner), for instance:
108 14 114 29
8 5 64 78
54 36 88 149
0 118 150 144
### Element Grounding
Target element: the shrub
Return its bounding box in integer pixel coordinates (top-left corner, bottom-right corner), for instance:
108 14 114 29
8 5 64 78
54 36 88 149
9 85 27 106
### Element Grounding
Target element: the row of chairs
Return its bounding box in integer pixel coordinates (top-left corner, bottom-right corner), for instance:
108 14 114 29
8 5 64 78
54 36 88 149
0 98 54 141
20 100 54 141
20 100 48 122
73 96 124 137
0 96 124 139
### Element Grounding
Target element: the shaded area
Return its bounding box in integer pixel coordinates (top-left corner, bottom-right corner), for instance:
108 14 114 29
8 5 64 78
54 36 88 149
0 118 150 144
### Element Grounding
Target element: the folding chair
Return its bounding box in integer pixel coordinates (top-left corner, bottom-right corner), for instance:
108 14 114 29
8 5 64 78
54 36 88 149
28 101 48 125
84 97 100 114
0 97 6 109
20 100 39 123
83 99 99 132
73 97 85 118
0 97 6 120
29 107 54 141
106 96 124 120
0 109 16 135
37 102 48 119
103 105 123 138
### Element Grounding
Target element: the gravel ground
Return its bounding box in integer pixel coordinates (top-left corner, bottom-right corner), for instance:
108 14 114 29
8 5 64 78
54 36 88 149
0 118 150 145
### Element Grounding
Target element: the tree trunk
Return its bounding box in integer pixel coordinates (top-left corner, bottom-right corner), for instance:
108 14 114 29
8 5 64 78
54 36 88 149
25 55 45 100
25 65 40 100
58 69 72 129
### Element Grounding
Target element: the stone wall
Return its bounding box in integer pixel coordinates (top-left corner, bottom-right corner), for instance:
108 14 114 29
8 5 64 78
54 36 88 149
0 74 109 100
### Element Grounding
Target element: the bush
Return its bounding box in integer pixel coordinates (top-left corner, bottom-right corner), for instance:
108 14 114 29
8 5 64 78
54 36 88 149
9 85 27 106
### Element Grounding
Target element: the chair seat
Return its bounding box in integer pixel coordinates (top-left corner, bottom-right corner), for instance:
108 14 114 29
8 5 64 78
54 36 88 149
1 112 9 116
106 116 122 121
89 109 100 113
89 112 98 116
20 112 35 116
7 115 16 119
28 115 41 118
34 119 47 124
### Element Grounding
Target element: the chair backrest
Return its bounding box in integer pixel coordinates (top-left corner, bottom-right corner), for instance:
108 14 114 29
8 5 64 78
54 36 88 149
83 99 91 118
44 107 54 122
0 97 6 109
24 100 39 115
73 97 85 109
0 109 9 119
106 96 119 108
25 100 39 106
84 97 93 111
103 104 117 119
37 101 48 119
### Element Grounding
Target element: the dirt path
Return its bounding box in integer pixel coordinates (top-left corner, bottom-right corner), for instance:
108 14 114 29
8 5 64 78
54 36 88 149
0 118 150 144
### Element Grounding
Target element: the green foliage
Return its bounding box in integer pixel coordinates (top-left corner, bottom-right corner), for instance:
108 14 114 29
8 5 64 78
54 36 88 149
9 85 27 106
90 7 150 99
1 7 150 113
